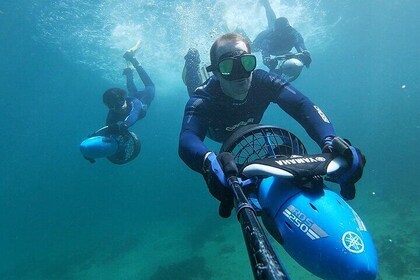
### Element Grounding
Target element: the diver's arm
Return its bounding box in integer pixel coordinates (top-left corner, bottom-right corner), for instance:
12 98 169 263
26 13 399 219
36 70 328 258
124 98 144 127
292 30 312 67
184 61 202 97
293 30 308 53
274 82 336 148
260 0 277 30
261 48 277 70
178 99 211 173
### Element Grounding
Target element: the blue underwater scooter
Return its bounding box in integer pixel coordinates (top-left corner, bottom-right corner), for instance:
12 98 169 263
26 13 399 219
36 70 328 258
80 126 141 164
220 124 378 280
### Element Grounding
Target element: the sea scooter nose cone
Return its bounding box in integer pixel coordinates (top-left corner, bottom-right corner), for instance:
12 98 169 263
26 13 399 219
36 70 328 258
341 250 378 280
80 136 118 159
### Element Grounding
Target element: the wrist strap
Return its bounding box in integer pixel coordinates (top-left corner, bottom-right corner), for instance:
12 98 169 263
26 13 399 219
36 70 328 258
202 152 214 174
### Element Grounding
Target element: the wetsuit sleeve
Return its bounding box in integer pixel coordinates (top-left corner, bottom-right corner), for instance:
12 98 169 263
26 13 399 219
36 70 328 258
293 29 308 52
261 48 277 70
128 57 155 107
274 82 336 148
178 97 211 173
261 0 277 30
124 98 144 127
259 0 277 66
184 61 202 97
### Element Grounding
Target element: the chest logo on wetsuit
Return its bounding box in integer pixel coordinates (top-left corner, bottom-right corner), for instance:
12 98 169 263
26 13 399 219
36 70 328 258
226 118 254 131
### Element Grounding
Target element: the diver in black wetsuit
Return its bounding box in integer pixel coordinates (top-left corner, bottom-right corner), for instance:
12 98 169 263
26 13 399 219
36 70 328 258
253 0 312 71
102 50 155 134
178 33 365 218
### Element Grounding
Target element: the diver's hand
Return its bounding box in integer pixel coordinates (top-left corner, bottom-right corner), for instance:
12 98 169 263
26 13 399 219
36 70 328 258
324 137 366 200
184 48 201 66
108 122 128 134
263 57 278 70
322 136 335 153
297 50 312 68
202 152 238 218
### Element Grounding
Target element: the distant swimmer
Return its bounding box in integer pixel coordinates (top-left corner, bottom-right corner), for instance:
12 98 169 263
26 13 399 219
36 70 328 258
102 41 155 134
253 0 312 71
80 41 153 164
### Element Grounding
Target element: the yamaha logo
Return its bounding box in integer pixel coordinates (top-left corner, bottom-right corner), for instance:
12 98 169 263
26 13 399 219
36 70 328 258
275 156 326 166
342 231 364 253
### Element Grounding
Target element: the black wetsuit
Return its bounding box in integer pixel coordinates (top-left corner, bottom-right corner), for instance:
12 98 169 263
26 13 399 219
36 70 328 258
261 26 307 56
179 69 335 173
184 59 203 97
105 96 144 127
106 58 155 128
125 59 155 110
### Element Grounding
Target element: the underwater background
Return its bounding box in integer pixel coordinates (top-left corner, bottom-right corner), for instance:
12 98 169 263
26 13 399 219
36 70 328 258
0 0 419 279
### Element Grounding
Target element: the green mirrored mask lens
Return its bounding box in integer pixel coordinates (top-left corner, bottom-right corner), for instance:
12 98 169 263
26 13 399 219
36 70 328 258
218 59 234 75
241 55 256 72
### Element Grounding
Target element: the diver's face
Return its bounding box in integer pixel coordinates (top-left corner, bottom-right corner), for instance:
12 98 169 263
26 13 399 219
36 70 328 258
110 99 127 112
121 100 127 110
214 40 252 101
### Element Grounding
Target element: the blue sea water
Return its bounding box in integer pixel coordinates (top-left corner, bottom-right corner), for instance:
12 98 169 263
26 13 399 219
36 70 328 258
0 0 419 279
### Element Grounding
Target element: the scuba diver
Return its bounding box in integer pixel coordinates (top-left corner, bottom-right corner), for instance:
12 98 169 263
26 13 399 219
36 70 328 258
253 0 312 72
103 87 144 133
80 44 154 164
104 43 155 133
121 42 155 120
178 33 365 218
80 86 145 164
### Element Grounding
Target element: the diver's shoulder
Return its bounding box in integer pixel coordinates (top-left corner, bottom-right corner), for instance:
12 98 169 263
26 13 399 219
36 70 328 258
252 68 271 81
126 96 140 103
254 68 269 76
194 76 220 97
252 69 288 88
